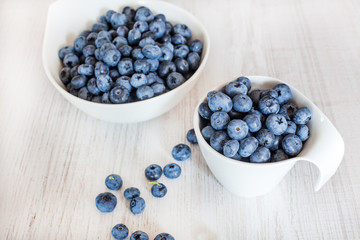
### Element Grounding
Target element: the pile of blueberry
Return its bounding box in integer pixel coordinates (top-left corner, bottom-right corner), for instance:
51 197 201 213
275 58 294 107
58 6 203 104
199 76 311 163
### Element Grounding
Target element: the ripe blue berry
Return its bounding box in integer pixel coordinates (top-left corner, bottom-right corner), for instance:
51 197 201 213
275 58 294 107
163 163 181 179
172 144 191 161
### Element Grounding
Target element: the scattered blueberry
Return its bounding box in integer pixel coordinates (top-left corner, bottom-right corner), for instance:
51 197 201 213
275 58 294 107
154 233 175 240
112 224 129 240
95 192 117 213
145 164 162 180
129 197 145 214
105 174 123 190
130 231 149 240
124 187 141 200
172 144 191 161
151 183 167 198
186 129 198 144
163 163 181 179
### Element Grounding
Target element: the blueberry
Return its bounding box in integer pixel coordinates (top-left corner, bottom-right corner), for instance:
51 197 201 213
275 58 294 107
135 7 154 22
96 74 112 92
130 73 148 88
165 21 173 34
172 34 186 45
149 20 166 39
231 152 244 161
98 15 107 25
154 233 175 240
103 48 121 67
285 120 297 134
151 183 167 198
134 59 151 74
163 163 182 178
118 44 133 57
159 46 174 61
235 76 251 91
199 102 212 120
58 46 74 59
260 89 278 99
172 144 191 161
112 224 129 240
225 81 248 97
67 83 79 96
130 231 149 240
155 13 166 22
74 36 87 53
186 129 198 144
227 119 249 140
86 32 98 44
269 135 282 151
95 36 111 48
279 102 298 120
210 112 230 130
105 174 123 190
110 86 129 103
239 136 259 157
296 124 310 141
95 61 110 77
250 147 271 163
142 44 162 59
122 6 136 19
139 38 155 48
145 164 162 180
70 66 79 78
115 76 132 92
201 125 216 141
210 131 229 152
71 75 87 89
124 187 141 200
77 64 94 76
162 42 175 52
105 10 116 23
98 30 112 40
207 91 218 102
142 31 156 40
116 26 129 37
223 140 240 157
132 47 145 59
78 87 92 100
110 13 127 29
109 69 120 80
92 95 102 103
265 114 288 135
228 109 243 119
174 44 189 58
95 49 101 60
243 114 262 132
174 58 189 74
249 108 266 123
151 82 166 95
258 95 280 115
128 29 142 45
133 21 149 33
92 23 108 32
249 89 262 105
82 45 96 58
273 83 292 104
63 53 79 68
147 59 159 72
130 196 145 214
189 39 203 53
95 192 117 212
166 72 185 89
85 56 96 66
173 24 191 38
60 67 71 85
293 107 312 125
80 30 91 38
136 85 154 100
282 134 303 156
208 92 233 112
100 43 116 58
232 94 253 112
102 92 111 103
255 129 275 148
147 72 162 85
158 61 176 78
118 58 134 76
272 149 289 162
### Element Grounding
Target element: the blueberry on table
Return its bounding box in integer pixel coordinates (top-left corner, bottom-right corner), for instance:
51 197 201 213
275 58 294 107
154 233 175 240
151 183 167 198
130 231 149 240
232 93 253 113
258 95 280 115
110 86 130 104
223 140 240 158
210 131 229 152
273 83 292 104
130 197 145 214
255 129 275 149
227 119 249 140
239 136 259 158
163 163 181 179
105 174 123 190
172 144 191 161
250 147 271 163
282 134 303 156
201 125 216 141
265 114 288 135
124 187 141 200
279 102 298 120
296 124 310 141
208 92 233 112
111 224 129 240
145 164 163 180
186 129 198 144
293 107 312 125
95 192 117 213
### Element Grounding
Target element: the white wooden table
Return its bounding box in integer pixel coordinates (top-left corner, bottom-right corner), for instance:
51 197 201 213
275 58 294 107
1 0 360 239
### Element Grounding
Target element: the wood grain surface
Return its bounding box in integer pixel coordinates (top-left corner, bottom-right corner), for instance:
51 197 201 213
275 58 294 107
1 0 360 239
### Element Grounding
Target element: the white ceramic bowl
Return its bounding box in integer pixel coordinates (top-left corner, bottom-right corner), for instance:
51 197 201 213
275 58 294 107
42 0 210 123
194 76 344 197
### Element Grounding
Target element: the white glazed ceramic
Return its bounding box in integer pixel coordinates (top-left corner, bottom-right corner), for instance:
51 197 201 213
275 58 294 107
42 0 210 123
194 76 344 197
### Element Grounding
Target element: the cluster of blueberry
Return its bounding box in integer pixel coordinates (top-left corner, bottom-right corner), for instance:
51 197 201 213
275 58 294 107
112 223 174 240
58 6 203 104
199 77 312 163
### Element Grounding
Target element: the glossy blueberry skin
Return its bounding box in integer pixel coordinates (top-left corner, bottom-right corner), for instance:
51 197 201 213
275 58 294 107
58 46 74 59
256 129 275 148
158 61 176 78
105 174 123 190
154 233 175 240
293 107 312 125
96 74 113 92
77 64 94 76
133 21 149 33
208 92 233 112
130 197 145 215
151 82 166 95
147 59 159 72
266 114 288 135
110 86 129 103
95 192 117 213
249 89 262 105
163 163 182 179
258 95 280 115
82 45 96 58
142 45 162 60
166 72 185 89
112 224 128 240
151 183 167 198
118 58 134 76
227 119 249 140
63 53 79 68
172 34 186 45
71 75 87 89
239 136 259 157
199 102 212 120
128 29 142 45
124 187 141 200
172 144 191 161
272 149 289 162
60 67 71 85
210 112 230 130
86 32 98 45
95 61 110 77
250 147 271 163
260 89 278 100
159 46 174 61
74 36 87 53
130 231 149 240
174 58 189 74
173 23 192 38
118 44 133 57
139 38 155 48
225 82 248 97
87 78 101 95
273 83 292 104
186 129 198 144
135 7 154 22
285 121 297 134
296 124 310 141
243 114 262 132
201 125 216 141
130 73 148 88
174 44 189 58
134 59 151 74
149 20 166 39
223 140 240 157
235 76 251 91
103 48 121 67
110 13 127 29
189 39 203 53
116 25 129 37
279 102 298 120
210 131 229 152
145 164 162 180
115 76 132 92
282 134 303 156
136 85 154 100
78 87 92 100
232 94 253 113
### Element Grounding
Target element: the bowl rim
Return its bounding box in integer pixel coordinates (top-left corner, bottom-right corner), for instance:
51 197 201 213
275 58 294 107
42 0 211 108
